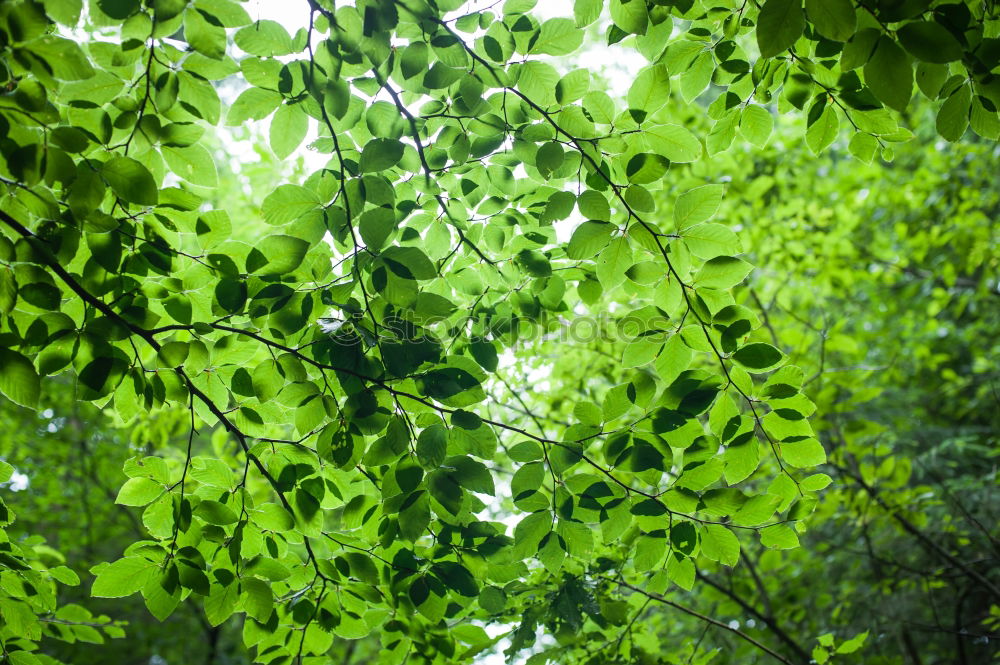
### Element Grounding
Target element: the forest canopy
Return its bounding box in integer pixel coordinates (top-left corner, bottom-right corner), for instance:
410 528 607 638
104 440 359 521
0 0 997 664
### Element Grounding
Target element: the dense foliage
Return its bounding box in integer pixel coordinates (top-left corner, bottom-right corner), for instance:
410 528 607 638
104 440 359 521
0 0 997 664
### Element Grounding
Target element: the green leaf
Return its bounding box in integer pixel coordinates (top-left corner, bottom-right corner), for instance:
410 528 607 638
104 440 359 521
804 0 856 42
610 0 648 35
162 145 218 187
756 0 805 58
864 37 912 113
700 524 740 566
241 578 273 622
679 51 714 103
0 348 41 408
261 185 320 225
707 110 739 155
740 105 773 147
596 237 633 289
0 269 15 314
732 343 784 371
627 64 670 116
517 61 560 105
448 455 494 495
186 7 226 59
92 557 157 598
535 142 565 177
367 100 405 138
574 0 601 27
848 132 879 164
399 42 428 79
936 84 971 141
234 20 294 57
681 223 741 259
205 580 238 626
30 36 95 80
583 90 616 124
514 510 551 556
674 185 724 230
269 103 309 159
227 87 283 125
247 235 310 276
360 138 405 173
567 221 614 260
781 438 827 467
115 477 162 507
760 524 800 549
44 0 83 25
655 334 693 386
916 62 948 99
359 207 396 251
189 457 233 489
509 442 543 463
399 492 431 542
556 68 590 105
479 586 506 613
666 553 695 590
725 438 761 486
428 469 464 515
252 504 294 532
196 0 251 27
144 580 181 621
48 565 80 586
382 246 436 280
531 18 584 56
417 424 448 469
897 20 963 63
194 499 239 525
643 124 703 163
101 157 158 206
837 631 869 654
558 520 593 558
573 401 603 426
626 153 669 184
840 28 880 70
622 335 661 368
806 104 840 155
434 561 479 597
449 409 498 460
577 190 611 221
970 95 1000 141
801 473 833 491
694 256 753 289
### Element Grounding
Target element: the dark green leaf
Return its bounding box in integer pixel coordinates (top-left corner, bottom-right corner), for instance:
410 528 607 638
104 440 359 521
897 20 964 63
804 0 856 42
757 0 805 58
732 343 785 372
864 37 913 112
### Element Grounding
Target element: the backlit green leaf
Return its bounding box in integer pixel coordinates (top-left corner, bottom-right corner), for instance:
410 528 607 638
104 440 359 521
674 185 724 230
0 349 41 409
101 157 158 206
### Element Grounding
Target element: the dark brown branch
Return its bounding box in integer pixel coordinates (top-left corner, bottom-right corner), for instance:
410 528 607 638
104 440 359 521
695 571 811 663
605 576 796 665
